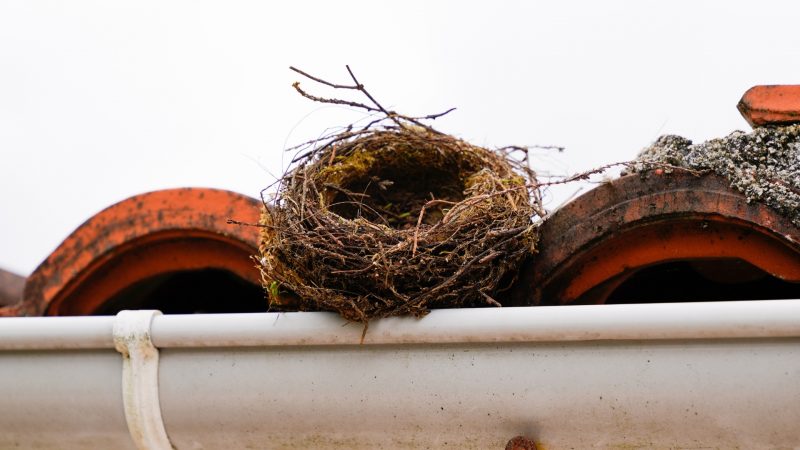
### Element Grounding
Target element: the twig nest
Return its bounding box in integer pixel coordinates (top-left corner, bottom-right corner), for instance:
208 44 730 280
260 126 537 322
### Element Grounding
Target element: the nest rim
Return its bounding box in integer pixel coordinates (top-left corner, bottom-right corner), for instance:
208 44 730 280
261 125 537 322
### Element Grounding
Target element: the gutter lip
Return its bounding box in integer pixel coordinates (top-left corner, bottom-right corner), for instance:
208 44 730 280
2 299 800 351
0 315 114 350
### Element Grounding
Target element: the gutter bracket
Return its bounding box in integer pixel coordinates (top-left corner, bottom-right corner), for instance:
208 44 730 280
113 310 174 450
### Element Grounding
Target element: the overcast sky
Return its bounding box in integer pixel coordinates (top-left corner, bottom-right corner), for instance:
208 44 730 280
2 1 799 275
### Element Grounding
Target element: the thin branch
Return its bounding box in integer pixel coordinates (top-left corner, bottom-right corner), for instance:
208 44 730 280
292 82 379 113
479 291 502 307
289 66 359 90
345 65 404 129
415 107 457 121
227 218 269 228
289 129 369 164
536 161 706 188
412 199 458 256
498 144 565 153
288 65 452 147
530 144 565 152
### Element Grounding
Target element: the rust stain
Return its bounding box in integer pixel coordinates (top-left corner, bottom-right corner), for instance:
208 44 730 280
738 85 800 127
506 435 540 450
0 188 263 316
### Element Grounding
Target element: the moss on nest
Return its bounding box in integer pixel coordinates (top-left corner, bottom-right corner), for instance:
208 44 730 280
633 125 800 226
260 125 538 323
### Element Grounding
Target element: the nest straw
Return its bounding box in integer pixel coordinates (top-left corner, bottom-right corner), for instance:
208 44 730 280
259 67 539 323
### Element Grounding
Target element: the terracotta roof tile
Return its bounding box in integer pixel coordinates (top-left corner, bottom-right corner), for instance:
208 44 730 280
511 171 800 306
0 267 24 307
1 188 263 317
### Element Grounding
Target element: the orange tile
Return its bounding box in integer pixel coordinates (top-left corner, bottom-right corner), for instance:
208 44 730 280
738 85 800 127
1 188 263 316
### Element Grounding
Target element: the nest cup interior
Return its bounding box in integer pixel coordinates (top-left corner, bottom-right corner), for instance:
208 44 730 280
320 134 483 229
327 160 465 229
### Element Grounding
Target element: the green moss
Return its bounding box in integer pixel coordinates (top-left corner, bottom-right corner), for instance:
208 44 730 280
312 129 513 228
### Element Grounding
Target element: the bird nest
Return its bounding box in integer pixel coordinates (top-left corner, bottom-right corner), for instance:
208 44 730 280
259 67 538 322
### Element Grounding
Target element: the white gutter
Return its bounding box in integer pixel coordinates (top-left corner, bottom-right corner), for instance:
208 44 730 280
2 300 800 448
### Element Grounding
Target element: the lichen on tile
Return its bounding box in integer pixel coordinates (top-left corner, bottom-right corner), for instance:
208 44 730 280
633 125 800 226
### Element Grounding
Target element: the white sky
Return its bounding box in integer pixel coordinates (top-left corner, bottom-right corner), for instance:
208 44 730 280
2 1 800 276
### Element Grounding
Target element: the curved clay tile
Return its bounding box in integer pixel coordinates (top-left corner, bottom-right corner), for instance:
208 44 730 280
1 188 264 317
738 85 800 127
0 268 25 307
511 171 800 306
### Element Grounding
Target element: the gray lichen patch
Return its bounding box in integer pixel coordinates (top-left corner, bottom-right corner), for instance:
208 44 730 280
633 125 800 227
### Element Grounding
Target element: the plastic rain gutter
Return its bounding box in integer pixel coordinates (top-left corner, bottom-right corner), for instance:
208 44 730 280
2 300 800 449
